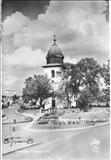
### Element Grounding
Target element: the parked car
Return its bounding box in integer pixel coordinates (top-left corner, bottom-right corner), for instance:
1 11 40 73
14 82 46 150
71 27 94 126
3 136 20 144
27 137 33 144
15 137 33 144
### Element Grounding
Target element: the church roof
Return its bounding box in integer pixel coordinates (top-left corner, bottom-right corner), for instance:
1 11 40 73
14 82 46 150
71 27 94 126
46 35 64 59
42 63 62 68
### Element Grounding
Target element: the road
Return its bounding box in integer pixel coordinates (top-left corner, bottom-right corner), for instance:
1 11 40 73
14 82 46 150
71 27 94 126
3 124 110 160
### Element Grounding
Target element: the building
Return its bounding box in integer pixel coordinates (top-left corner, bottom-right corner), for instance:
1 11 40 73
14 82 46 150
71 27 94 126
42 35 64 109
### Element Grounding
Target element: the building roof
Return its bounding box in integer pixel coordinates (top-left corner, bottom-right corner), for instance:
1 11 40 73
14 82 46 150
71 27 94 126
42 63 63 68
46 35 64 59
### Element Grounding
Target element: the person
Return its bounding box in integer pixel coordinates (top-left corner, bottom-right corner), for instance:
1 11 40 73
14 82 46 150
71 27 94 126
27 137 33 144
7 100 10 107
4 136 9 144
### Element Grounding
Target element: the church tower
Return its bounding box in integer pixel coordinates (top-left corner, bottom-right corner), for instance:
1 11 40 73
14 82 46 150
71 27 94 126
42 35 64 109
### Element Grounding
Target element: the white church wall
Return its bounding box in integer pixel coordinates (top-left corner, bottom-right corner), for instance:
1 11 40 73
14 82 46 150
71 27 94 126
44 66 62 91
44 67 61 79
44 97 52 109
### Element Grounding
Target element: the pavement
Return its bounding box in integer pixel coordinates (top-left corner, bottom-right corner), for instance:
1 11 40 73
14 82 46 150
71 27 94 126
2 141 40 155
2 110 45 155
2 121 109 155
2 124 110 160
2 107 110 159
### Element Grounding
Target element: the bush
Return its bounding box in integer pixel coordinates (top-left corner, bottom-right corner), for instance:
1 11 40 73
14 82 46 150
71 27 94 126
25 117 32 121
17 109 24 113
20 104 27 110
2 114 6 118
2 104 8 109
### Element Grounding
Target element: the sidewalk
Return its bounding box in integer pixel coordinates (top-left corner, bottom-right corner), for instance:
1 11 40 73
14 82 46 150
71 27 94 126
3 111 44 124
2 111 45 155
2 141 40 155
2 122 109 155
16 111 44 121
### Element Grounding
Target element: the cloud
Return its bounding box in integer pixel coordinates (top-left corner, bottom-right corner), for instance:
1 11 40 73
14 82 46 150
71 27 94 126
3 1 109 58
3 75 18 86
3 46 46 67
2 1 109 94
2 46 46 94
3 11 30 35
64 57 77 64
2 74 24 95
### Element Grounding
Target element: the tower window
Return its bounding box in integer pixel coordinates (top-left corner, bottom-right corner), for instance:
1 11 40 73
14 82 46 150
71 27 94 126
51 70 55 78
52 99 55 108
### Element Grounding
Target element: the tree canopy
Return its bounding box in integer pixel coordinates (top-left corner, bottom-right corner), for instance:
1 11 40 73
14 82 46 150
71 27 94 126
56 63 74 107
100 60 110 104
11 94 20 102
58 58 105 111
22 58 109 111
22 75 52 106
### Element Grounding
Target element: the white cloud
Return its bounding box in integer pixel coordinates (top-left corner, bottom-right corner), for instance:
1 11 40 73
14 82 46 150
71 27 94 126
64 57 77 64
3 46 46 67
3 1 109 57
2 1 109 94
3 11 30 35
3 75 18 86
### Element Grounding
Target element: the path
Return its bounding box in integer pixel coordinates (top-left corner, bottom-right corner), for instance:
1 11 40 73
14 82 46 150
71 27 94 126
3 124 110 160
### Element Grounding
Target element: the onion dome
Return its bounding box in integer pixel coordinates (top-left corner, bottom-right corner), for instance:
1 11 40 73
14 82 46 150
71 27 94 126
46 35 64 64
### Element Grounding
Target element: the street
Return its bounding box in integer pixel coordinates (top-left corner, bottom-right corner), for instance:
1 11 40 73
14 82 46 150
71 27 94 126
3 124 110 160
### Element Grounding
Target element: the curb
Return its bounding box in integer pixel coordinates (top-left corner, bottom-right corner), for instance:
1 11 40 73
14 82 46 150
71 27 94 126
2 111 33 125
25 121 110 132
2 119 33 125
2 142 40 156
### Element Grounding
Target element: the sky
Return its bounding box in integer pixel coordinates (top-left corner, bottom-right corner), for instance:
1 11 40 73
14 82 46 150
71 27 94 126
2 0 109 95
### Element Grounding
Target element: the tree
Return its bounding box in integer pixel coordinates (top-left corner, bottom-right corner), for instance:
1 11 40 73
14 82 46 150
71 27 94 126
77 87 96 111
57 63 74 108
58 58 102 110
101 0 109 22
22 77 34 103
11 94 20 102
22 75 52 107
101 60 110 105
102 59 110 86
77 58 101 90
71 58 102 109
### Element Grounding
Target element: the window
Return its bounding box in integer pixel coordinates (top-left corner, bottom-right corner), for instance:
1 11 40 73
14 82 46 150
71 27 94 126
52 99 55 108
51 70 55 78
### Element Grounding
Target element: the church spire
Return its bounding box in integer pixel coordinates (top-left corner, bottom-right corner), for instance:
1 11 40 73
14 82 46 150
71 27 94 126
52 35 57 46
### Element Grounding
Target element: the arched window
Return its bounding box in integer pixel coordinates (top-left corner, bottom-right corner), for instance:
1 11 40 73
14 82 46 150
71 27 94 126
51 70 55 78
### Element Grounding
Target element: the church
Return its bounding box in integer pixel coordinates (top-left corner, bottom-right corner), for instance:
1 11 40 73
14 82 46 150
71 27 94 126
42 35 65 110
